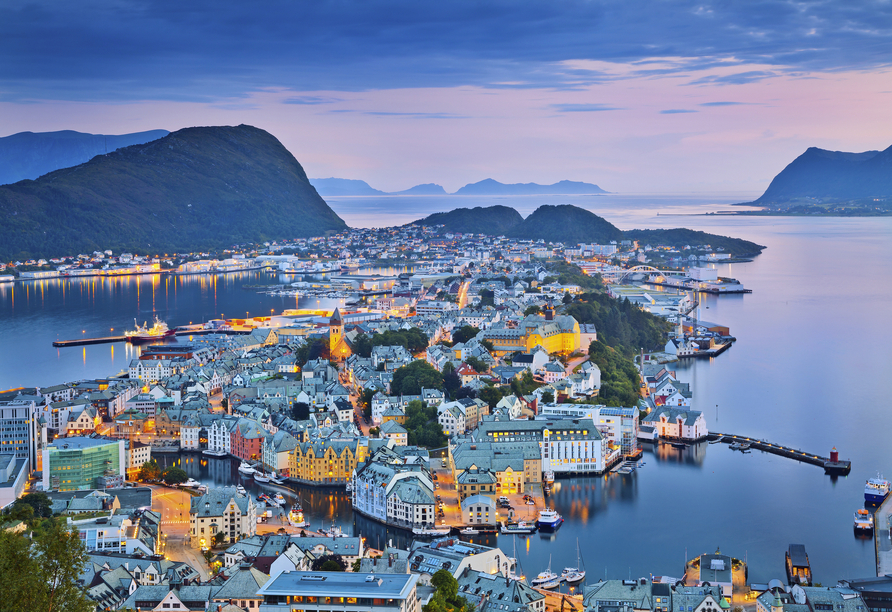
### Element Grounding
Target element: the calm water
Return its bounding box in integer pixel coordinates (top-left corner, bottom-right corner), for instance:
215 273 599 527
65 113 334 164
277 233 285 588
3 194 891 583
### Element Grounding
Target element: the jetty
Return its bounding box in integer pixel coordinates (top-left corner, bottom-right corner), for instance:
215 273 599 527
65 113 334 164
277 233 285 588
876 494 892 576
707 432 851 474
52 327 253 347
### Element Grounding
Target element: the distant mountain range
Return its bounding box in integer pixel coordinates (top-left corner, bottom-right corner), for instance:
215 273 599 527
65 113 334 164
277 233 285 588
0 125 346 259
311 177 606 196
748 144 892 206
0 129 169 186
413 204 765 255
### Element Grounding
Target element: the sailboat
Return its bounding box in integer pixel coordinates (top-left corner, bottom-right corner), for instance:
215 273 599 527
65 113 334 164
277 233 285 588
531 555 562 589
561 539 586 584
507 538 524 581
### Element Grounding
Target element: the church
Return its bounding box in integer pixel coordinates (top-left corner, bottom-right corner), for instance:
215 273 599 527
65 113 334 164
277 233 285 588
329 308 352 361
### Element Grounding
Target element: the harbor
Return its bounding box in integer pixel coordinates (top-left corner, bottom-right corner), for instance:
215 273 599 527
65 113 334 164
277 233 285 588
707 432 851 474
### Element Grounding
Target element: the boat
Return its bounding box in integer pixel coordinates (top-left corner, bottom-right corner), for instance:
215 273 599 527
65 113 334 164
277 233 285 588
785 544 812 586
544 471 555 485
561 539 586 584
412 526 451 537
460 527 480 535
531 555 562 589
865 475 891 504
671 441 688 449
500 520 537 535
270 474 286 485
345 479 354 493
202 448 228 457
124 316 175 344
237 462 255 475
180 478 201 488
236 485 246 495
254 472 270 483
319 524 348 538
536 509 564 530
257 493 271 502
854 508 874 532
274 493 286 505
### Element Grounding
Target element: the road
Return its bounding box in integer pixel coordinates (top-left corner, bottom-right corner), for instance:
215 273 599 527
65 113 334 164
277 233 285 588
458 281 470 309
564 355 588 376
149 484 210 580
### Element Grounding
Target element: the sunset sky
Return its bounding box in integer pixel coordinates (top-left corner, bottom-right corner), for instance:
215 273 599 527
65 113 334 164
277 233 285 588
2 0 891 193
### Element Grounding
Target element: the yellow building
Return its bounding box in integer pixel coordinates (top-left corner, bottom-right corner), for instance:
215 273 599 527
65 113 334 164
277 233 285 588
289 439 363 485
480 311 580 356
329 308 352 362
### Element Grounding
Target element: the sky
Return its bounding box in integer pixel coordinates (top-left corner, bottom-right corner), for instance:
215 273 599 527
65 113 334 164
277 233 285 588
1 0 891 193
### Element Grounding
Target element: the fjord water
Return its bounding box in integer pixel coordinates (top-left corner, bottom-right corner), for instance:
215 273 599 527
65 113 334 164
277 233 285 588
2 194 891 583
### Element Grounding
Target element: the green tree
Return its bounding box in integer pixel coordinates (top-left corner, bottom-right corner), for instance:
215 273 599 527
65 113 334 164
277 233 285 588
311 554 347 571
431 569 459 601
351 558 362 572
0 521 95 612
161 466 188 485
541 390 555 404
360 388 376 417
523 305 541 316
213 531 226 547
12 492 53 519
292 401 311 420
478 289 494 307
451 325 480 345
391 360 444 395
478 385 504 408
464 356 488 373
138 459 161 482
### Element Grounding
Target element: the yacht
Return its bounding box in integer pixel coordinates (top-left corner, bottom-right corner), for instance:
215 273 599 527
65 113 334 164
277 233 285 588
236 485 246 495
865 476 890 504
253 472 270 483
531 555 562 589
854 508 874 532
181 478 201 488
536 508 564 530
238 462 255 475
561 539 586 584
460 527 480 535
274 493 286 505
500 520 537 535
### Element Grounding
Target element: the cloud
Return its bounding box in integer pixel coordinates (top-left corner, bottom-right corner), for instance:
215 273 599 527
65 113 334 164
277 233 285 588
550 103 624 112
283 96 344 105
660 109 698 114
328 109 469 119
0 0 891 102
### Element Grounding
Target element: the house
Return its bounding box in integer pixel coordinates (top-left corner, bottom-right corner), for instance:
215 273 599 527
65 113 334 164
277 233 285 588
460 494 497 526
456 467 497 501
189 486 257 549
437 402 467 437
642 407 708 441
379 420 408 446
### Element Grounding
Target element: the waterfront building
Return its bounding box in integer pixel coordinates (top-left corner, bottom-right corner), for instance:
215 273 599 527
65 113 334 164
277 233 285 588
42 436 125 491
409 538 512 582
262 430 298 476
642 407 708 441
537 404 640 459
230 418 269 461
584 581 722 612
289 439 360 486
451 440 541 495
455 466 497 500
256 571 420 612
456 567 544 612
757 586 866 612
189 486 256 548
460 494 497 526
838 576 892 612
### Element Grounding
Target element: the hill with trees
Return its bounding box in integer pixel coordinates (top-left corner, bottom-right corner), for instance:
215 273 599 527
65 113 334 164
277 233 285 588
507 204 623 244
411 205 524 234
0 124 347 259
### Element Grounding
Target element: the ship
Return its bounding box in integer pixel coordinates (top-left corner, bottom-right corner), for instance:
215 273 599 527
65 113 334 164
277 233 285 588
854 508 874 533
865 475 890 504
125 316 174 344
500 520 537 535
785 544 812 586
536 508 564 530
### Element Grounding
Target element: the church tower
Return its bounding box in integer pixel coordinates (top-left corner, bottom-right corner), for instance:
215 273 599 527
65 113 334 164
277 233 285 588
329 307 344 359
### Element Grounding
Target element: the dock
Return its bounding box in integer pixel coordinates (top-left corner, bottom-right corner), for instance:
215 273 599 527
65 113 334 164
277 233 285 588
52 327 253 347
53 335 126 347
707 432 851 474
876 495 892 576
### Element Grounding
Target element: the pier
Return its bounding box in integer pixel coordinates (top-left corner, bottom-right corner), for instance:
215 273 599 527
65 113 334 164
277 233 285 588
706 432 851 474
875 494 892 576
52 327 253 347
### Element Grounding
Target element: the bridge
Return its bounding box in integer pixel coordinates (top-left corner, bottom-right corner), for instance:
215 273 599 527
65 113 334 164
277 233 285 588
600 265 688 283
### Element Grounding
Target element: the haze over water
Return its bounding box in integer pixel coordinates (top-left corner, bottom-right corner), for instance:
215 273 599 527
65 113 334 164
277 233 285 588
2 194 891 583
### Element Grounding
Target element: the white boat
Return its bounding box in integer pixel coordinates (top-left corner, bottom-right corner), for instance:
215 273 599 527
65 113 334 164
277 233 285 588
203 449 228 457
531 555 562 589
319 524 348 538
236 485 246 495
181 478 201 488
238 462 255 475
270 474 286 485
253 472 270 483
561 539 586 584
536 509 564 530
854 508 874 532
544 471 555 485
460 527 480 535
274 493 286 505
345 479 354 492
412 526 451 537
865 475 891 504
500 520 537 534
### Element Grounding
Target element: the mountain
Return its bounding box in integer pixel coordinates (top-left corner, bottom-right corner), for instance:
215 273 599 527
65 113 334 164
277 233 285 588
411 205 523 234
0 129 169 186
507 205 623 244
0 125 347 259
623 228 765 256
310 177 386 196
391 183 448 195
454 178 608 196
751 145 892 204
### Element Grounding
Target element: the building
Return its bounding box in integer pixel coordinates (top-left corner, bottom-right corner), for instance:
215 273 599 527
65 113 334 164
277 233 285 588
0 398 41 471
757 586 866 612
839 576 892 612
642 407 708 441
67 511 159 555
456 567 544 612
379 420 408 446
460 494 497 526
479 312 581 356
189 486 257 549
125 440 152 480
42 436 125 492
455 466 497 501
256 571 420 612
409 538 512 582
329 308 352 362
0 453 29 509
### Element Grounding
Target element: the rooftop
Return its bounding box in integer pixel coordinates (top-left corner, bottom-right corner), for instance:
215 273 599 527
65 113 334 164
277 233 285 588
257 571 418 599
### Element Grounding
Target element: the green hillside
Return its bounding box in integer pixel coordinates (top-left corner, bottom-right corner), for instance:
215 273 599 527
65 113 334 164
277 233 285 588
0 125 346 259
506 204 623 244
624 228 765 256
412 205 524 234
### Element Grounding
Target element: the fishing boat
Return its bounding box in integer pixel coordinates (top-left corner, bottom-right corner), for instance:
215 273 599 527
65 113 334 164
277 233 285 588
254 472 270 483
561 539 586 584
237 462 255 475
531 555 562 589
345 479 354 493
125 316 175 344
257 493 271 502
460 527 480 535
274 493 286 505
865 475 891 504
854 508 874 533
536 508 563 530
785 544 812 586
500 520 536 535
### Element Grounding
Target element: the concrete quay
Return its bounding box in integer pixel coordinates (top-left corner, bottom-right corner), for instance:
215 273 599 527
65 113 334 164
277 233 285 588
876 494 892 576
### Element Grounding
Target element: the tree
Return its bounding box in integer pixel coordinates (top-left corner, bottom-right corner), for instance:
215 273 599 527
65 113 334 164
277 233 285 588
292 401 311 420
311 554 346 571
213 531 226 547
431 569 459 601
0 521 95 612
451 325 480 345
391 360 444 395
562 293 574 304
464 356 488 373
161 466 188 485
480 339 495 352
455 386 476 400
479 289 494 307
12 492 53 519
524 305 541 316
541 390 555 404
478 385 504 408
351 558 362 572
360 388 376 417
138 459 161 482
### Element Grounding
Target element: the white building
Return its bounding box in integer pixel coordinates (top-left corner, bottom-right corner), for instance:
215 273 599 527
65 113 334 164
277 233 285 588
189 486 257 548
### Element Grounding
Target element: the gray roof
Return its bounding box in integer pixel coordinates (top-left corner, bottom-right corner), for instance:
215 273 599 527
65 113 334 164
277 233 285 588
190 487 253 517
257 571 419 599
213 564 270 600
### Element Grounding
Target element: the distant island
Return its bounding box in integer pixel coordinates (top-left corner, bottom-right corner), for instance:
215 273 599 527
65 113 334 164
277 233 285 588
311 177 607 196
0 129 169 186
412 204 765 256
0 125 347 259
741 144 892 215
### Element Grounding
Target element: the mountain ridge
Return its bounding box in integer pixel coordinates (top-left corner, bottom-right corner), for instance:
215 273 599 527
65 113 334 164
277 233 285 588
311 177 608 196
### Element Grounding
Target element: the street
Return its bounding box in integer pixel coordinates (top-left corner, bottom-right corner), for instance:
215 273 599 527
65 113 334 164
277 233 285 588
149 484 210 580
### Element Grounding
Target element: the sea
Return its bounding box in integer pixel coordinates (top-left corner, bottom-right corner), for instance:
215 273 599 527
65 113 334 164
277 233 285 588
2 193 891 584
